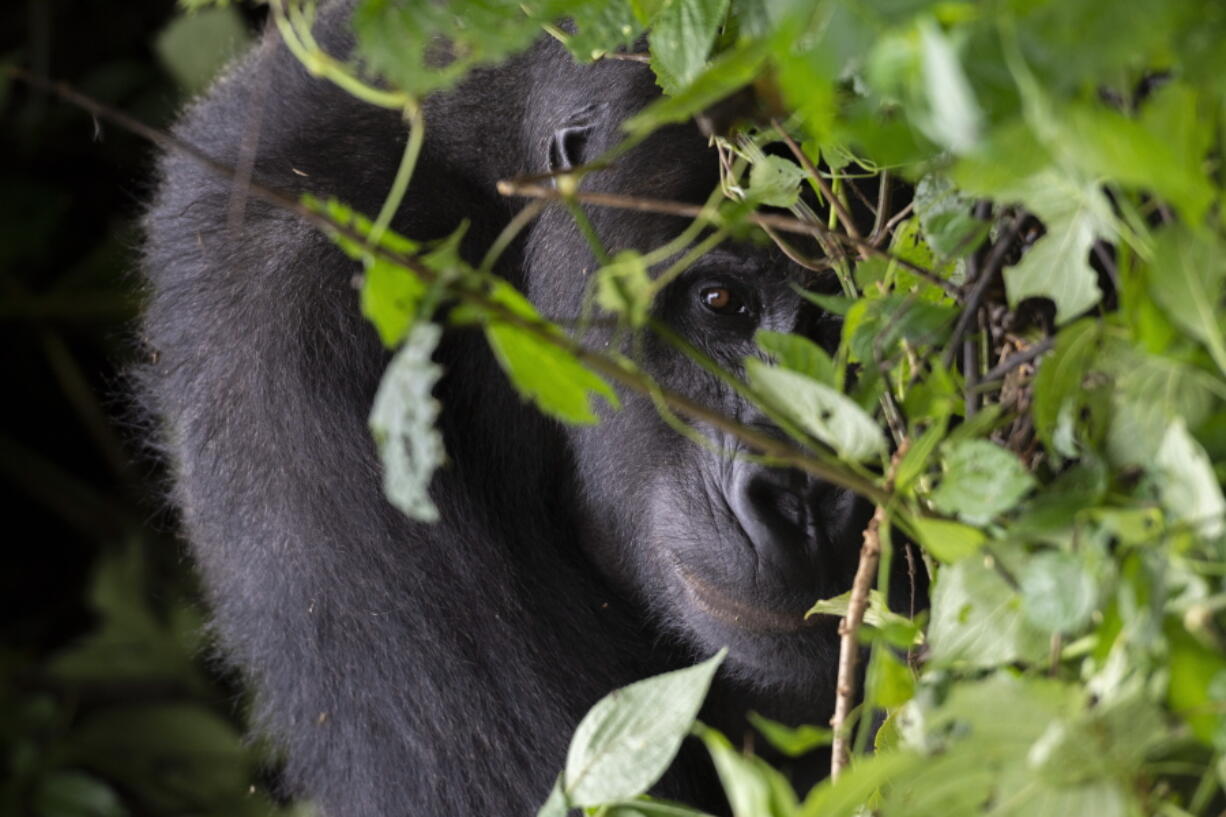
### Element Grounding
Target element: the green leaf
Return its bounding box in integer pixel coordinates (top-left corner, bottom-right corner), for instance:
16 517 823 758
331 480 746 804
353 0 550 95
999 170 1112 325
1020 550 1097 634
745 358 887 462
597 250 654 327
866 648 915 709
649 0 732 95
1031 319 1102 457
798 751 923 817
927 557 1049 667
917 20 982 154
1154 418 1226 540
930 440 1036 526
894 416 949 494
1167 626 1226 749
564 650 725 806
747 712 832 757
623 38 767 136
482 281 620 425
566 0 645 62
369 322 446 522
694 724 797 817
32 772 129 817
154 6 250 93
536 776 569 817
754 330 837 385
1149 224 1226 376
747 155 806 207
910 516 986 563
807 589 922 647
913 174 987 260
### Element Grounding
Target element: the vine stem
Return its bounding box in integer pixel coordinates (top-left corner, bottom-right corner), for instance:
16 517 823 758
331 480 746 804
830 439 909 779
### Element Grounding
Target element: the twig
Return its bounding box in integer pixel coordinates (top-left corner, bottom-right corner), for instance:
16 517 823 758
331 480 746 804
979 336 1053 383
870 171 892 242
830 440 909 779
498 179 960 298
941 211 1022 371
772 120 862 243
871 201 914 248
4 64 889 508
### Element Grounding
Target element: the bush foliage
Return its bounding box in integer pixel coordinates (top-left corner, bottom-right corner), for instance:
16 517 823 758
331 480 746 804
176 0 1226 814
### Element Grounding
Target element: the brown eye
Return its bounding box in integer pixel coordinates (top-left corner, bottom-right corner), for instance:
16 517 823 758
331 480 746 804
700 286 745 315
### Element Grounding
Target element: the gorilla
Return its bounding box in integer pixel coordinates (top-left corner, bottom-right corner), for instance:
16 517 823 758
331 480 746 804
140 4 877 816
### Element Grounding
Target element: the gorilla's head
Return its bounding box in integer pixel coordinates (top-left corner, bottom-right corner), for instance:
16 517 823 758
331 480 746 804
518 60 871 691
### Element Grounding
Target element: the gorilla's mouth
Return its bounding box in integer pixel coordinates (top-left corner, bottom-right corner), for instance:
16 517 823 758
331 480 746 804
677 568 819 634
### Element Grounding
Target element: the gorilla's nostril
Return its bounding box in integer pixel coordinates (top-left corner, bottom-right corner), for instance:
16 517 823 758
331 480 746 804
732 472 814 565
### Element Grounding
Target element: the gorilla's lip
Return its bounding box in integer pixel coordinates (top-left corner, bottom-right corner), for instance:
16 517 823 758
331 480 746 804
676 568 818 634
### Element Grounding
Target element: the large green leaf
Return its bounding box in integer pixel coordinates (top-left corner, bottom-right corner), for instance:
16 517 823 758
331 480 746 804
999 170 1113 325
1149 225 1226 376
1031 319 1102 457
927 558 1049 667
564 651 725 806
649 0 731 94
930 440 1036 526
745 358 886 461
1154 418 1226 540
481 281 620 425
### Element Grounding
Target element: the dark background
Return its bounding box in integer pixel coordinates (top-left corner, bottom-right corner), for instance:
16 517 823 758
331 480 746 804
1 3 290 815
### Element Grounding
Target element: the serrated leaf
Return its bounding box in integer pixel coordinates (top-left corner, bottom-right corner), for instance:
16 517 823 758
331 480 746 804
369 322 446 522
747 155 806 207
564 651 725 806
998 170 1113 325
565 0 645 62
623 38 766 136
930 440 1036 525
927 558 1050 667
482 281 619 425
745 359 886 461
648 0 732 95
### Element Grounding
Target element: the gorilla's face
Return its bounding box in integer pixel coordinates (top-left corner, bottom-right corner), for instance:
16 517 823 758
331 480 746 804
523 121 870 689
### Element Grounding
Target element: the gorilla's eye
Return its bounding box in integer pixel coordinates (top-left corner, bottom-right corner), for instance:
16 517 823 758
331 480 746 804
700 286 747 316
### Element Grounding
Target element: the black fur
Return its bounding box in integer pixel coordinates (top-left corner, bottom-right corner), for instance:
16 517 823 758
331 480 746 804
140 6 874 816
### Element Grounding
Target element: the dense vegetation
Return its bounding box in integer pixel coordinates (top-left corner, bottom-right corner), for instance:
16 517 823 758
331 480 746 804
7 0 1226 814
277 0 1226 815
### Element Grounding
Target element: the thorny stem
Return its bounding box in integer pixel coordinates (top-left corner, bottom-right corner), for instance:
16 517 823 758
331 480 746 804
830 440 909 779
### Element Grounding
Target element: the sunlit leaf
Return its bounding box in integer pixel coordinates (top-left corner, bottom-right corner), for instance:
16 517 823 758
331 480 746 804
564 651 725 805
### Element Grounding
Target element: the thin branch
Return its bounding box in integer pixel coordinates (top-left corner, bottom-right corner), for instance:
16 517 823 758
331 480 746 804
772 120 862 243
870 171 892 241
5 64 889 508
871 201 914 248
941 211 1022 371
979 336 1053 383
831 440 909 779
497 179 960 298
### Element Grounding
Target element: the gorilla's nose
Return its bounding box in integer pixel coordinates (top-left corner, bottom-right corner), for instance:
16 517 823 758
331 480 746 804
728 466 824 571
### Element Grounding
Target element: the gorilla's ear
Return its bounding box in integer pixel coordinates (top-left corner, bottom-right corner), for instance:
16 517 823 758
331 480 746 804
547 104 608 173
